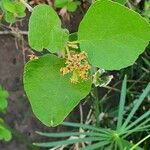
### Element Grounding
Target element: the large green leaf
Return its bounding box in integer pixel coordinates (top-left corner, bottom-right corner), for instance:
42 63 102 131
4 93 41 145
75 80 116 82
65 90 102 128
28 4 69 52
23 55 91 126
78 0 150 70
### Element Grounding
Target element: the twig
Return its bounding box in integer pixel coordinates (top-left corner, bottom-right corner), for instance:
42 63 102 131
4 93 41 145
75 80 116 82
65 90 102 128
101 81 120 102
20 0 33 12
79 104 83 124
0 30 28 35
104 85 120 93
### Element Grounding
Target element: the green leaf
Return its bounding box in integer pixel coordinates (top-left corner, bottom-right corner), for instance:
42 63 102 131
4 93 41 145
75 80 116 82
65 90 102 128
29 4 69 52
0 119 12 142
3 1 16 13
54 0 68 8
17 11 26 18
3 1 25 14
0 86 8 112
23 55 91 126
2 0 25 23
0 98 8 112
13 2 26 14
78 0 150 70
4 11 16 23
54 0 80 12
66 2 80 12
47 26 69 52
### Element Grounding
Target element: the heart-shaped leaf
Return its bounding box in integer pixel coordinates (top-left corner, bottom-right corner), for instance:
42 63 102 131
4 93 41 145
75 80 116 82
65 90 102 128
78 0 150 70
28 4 69 52
23 55 91 126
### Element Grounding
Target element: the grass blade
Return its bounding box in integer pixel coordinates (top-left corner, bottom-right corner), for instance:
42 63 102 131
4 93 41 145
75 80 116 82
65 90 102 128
121 82 150 130
62 122 110 134
80 141 110 150
33 137 102 148
123 125 150 138
134 118 150 129
36 131 108 138
125 110 150 131
142 57 150 68
130 134 150 150
117 75 127 130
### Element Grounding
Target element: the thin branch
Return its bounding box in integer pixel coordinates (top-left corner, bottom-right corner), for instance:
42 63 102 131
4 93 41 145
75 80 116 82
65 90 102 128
79 104 83 124
20 0 33 12
0 30 28 35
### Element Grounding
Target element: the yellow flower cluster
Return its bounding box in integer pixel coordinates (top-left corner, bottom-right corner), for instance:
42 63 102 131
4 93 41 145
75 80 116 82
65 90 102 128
28 54 38 60
60 51 91 83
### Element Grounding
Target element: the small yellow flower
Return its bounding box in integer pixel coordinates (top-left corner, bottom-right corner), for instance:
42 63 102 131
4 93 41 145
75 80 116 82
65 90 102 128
28 54 38 60
70 71 79 83
60 51 91 83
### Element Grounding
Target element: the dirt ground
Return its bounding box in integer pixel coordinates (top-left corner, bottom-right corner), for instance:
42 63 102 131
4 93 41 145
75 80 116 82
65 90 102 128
0 28 54 150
